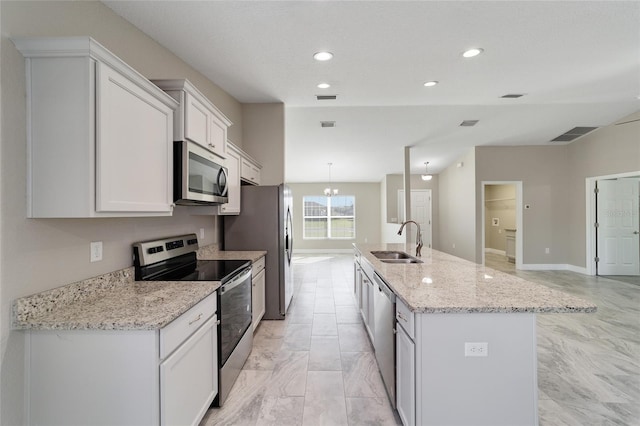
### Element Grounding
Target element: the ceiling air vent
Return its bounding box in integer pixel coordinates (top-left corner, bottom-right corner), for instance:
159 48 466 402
316 95 337 100
501 94 524 98
320 121 336 128
550 126 598 142
460 120 479 127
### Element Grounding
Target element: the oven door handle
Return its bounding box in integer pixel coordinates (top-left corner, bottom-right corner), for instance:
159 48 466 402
220 268 252 293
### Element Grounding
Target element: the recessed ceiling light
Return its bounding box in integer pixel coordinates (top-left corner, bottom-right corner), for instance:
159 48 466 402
423 81 438 87
313 51 333 61
462 48 484 58
317 83 331 89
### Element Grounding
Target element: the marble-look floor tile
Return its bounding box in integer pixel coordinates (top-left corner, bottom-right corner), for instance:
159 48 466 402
313 297 336 314
335 305 361 324
265 351 309 397
302 371 349 426
255 320 288 339
346 397 402 425
311 313 338 336
308 336 341 371
341 351 388 398
282 323 312 351
256 396 304 426
338 323 373 352
301 396 349 426
201 369 272 426
286 310 314 324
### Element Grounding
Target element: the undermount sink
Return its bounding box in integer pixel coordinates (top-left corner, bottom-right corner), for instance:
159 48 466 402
371 251 423 264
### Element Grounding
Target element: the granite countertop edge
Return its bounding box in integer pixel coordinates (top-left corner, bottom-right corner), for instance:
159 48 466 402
355 243 597 315
12 245 266 331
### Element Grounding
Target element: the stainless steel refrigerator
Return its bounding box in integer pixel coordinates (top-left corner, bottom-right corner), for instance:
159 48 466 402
224 184 293 319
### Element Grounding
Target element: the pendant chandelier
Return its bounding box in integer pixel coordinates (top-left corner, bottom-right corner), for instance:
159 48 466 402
421 162 433 181
324 163 339 197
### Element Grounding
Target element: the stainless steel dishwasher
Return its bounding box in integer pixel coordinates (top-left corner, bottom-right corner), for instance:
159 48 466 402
373 272 396 408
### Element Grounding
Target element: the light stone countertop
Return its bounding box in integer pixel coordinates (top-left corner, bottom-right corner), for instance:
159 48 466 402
12 245 266 331
197 246 266 262
355 243 597 314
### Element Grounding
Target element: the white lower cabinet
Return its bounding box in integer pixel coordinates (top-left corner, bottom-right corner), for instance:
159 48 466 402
396 323 415 426
161 316 217 426
252 256 266 331
26 293 218 426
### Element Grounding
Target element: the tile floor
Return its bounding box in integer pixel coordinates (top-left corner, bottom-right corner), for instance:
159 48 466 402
201 253 639 426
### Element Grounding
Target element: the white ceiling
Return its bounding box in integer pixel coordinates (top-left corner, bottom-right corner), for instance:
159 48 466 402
103 1 640 182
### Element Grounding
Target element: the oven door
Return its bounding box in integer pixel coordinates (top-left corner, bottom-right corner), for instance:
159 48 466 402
219 267 252 366
174 141 228 205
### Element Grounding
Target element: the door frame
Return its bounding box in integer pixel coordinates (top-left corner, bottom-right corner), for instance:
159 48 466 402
481 181 523 270
585 170 640 276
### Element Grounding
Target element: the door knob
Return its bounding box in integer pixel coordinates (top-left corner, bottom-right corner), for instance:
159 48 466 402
634 231 640 235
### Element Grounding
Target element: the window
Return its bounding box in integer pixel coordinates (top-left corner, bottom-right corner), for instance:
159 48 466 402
303 195 355 239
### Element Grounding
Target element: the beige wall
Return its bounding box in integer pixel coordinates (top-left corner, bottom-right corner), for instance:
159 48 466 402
472 111 639 268
484 185 516 252
0 2 243 423
438 148 477 261
289 182 381 251
242 103 285 185
474 145 571 265
566 111 640 267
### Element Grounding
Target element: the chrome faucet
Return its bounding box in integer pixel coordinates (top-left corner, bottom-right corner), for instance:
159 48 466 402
397 220 423 257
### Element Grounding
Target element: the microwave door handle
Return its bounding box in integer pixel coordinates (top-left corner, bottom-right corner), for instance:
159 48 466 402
217 167 229 197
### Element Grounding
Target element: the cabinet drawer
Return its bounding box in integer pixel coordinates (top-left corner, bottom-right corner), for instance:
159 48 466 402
396 297 415 340
160 292 217 359
252 256 266 276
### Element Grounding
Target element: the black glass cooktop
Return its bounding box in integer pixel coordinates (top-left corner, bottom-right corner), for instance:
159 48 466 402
137 254 250 283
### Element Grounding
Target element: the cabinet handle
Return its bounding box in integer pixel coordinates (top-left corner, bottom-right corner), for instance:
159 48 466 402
397 312 406 322
189 313 203 325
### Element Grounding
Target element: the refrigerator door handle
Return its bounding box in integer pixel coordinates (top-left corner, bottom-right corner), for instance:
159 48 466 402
285 207 293 264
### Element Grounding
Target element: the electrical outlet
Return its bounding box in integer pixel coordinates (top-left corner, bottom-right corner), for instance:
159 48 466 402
90 241 103 262
364 237 368 243
465 342 488 357
452 243 456 249
545 248 550 254
200 228 205 239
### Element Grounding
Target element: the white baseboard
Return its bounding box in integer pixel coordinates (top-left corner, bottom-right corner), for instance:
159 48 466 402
484 248 506 256
520 263 588 275
293 249 353 254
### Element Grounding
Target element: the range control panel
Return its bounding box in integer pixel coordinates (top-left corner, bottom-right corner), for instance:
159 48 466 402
133 234 200 267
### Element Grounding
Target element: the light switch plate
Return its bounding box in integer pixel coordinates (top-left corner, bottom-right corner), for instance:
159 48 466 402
90 241 103 262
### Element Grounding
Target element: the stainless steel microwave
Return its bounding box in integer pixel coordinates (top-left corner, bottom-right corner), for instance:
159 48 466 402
174 141 228 205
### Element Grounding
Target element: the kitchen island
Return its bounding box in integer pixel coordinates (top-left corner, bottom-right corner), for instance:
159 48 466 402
354 243 596 426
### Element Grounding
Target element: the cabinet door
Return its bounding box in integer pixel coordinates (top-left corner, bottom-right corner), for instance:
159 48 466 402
396 325 416 426
161 315 217 426
209 113 227 158
252 268 266 331
219 147 241 215
184 92 210 149
96 62 173 213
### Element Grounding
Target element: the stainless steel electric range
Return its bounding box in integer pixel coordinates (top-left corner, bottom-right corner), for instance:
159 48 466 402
133 234 252 407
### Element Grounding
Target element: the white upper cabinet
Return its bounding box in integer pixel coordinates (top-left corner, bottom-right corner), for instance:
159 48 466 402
153 79 232 160
240 156 262 186
219 142 242 215
14 37 178 218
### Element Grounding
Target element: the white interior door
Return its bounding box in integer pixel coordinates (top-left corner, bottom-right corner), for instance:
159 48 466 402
398 190 432 248
596 178 640 275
